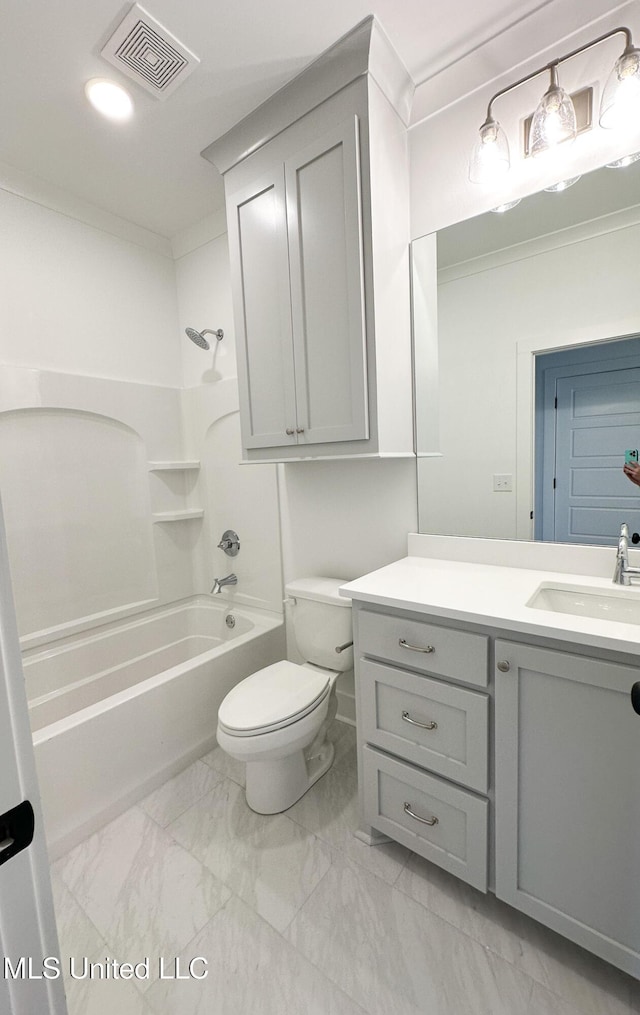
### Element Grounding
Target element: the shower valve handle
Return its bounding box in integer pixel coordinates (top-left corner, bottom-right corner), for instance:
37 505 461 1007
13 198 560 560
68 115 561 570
218 530 240 557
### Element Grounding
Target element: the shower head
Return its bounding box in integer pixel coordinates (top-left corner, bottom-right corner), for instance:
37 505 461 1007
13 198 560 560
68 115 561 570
185 326 224 350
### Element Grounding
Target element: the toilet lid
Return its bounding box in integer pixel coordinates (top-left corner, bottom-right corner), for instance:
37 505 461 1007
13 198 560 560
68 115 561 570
218 660 331 736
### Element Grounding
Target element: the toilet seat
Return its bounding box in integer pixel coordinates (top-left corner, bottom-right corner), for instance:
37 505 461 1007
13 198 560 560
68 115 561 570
218 660 333 737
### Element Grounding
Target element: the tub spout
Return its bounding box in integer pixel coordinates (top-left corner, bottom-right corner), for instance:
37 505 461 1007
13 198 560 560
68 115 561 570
211 574 237 594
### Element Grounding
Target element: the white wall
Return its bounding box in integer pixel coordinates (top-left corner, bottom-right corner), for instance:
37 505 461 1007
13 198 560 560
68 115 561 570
418 212 640 539
0 187 180 386
409 2 640 240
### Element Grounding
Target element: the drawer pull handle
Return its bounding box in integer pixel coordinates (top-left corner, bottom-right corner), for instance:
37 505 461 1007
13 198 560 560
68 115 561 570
399 639 435 654
402 710 437 731
404 802 439 827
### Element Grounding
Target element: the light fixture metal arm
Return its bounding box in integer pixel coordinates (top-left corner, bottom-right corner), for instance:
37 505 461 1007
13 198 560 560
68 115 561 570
485 25 633 122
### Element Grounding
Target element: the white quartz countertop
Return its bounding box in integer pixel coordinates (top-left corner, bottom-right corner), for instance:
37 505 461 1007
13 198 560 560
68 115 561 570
340 556 640 658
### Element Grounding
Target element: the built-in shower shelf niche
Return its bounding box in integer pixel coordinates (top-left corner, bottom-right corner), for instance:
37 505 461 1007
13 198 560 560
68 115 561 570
148 459 203 519
152 509 204 522
148 461 200 471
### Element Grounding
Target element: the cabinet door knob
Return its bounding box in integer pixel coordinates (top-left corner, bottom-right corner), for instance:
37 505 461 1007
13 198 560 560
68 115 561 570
497 660 510 672
296 428 305 434
631 682 640 715
285 428 295 436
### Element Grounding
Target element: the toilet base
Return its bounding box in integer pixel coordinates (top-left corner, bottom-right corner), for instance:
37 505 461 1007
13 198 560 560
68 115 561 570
245 740 335 814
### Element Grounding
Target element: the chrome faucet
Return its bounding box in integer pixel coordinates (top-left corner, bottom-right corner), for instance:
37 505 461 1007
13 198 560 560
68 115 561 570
211 573 238 594
613 524 640 585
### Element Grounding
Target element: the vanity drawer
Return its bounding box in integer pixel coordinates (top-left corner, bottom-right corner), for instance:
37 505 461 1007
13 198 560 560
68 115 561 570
358 608 488 687
362 746 488 891
360 659 489 792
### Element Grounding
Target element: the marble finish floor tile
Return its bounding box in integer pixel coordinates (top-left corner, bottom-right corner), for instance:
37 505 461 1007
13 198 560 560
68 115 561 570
526 981 611 1015
285 856 536 1015
167 777 332 933
396 853 633 1015
63 945 155 1015
50 865 104 963
287 745 410 885
201 744 245 787
139 759 223 828
145 895 368 1015
56 805 231 965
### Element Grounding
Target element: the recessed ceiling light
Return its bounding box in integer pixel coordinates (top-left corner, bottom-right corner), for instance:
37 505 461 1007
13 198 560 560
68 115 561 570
85 78 134 121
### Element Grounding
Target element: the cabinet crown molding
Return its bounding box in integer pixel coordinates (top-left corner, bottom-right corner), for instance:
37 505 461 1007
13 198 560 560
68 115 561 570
201 16 414 175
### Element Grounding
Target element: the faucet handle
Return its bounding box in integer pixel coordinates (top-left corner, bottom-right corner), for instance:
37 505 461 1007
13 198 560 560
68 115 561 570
620 522 630 539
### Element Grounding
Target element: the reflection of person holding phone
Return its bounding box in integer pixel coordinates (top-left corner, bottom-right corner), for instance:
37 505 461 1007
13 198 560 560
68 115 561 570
624 449 640 487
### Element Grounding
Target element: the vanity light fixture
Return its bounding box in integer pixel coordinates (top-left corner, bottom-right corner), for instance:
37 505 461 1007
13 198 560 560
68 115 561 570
544 175 581 192
469 26 640 184
85 78 134 121
490 199 522 213
606 151 640 167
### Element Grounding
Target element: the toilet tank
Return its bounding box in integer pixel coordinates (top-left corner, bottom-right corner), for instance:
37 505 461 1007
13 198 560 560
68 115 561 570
285 578 353 671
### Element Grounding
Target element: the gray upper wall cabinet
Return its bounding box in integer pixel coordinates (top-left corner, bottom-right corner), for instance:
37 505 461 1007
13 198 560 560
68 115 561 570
203 18 416 463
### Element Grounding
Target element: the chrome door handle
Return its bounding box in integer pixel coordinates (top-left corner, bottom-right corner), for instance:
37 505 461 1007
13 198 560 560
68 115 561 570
399 639 434 654
402 711 437 731
497 660 510 672
285 428 295 436
404 802 438 826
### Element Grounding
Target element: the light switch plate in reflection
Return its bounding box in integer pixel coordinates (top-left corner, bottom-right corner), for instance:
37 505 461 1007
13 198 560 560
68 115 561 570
493 474 513 492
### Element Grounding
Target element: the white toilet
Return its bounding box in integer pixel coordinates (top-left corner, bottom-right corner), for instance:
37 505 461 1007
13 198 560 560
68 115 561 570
217 578 352 814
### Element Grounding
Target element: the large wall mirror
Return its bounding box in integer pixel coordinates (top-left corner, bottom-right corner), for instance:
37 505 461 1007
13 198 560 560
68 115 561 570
412 158 640 546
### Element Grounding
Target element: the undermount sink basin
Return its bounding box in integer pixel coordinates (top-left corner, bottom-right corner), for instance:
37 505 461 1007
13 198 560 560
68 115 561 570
527 582 640 625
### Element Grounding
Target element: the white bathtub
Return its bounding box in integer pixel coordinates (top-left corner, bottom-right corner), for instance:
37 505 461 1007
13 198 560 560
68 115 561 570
24 596 285 858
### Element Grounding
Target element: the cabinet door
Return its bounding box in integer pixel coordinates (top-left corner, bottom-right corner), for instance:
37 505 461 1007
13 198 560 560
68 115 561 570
495 640 640 978
227 169 298 449
285 116 368 445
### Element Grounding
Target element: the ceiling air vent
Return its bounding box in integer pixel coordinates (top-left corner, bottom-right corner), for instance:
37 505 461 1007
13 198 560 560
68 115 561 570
100 4 199 100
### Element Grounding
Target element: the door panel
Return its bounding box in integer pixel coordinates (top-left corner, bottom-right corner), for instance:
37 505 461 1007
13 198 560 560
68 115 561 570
554 368 640 543
227 170 298 449
285 116 368 444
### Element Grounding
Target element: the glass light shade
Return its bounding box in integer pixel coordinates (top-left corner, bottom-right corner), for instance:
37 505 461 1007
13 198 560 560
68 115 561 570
491 199 521 213
529 84 577 156
600 48 640 128
85 79 134 121
544 175 581 192
606 151 640 168
469 119 510 184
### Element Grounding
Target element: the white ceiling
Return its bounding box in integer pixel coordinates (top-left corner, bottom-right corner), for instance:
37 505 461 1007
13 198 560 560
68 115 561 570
0 0 620 238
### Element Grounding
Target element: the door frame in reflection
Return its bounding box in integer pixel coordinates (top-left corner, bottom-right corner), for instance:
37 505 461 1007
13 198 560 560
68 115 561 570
534 335 640 544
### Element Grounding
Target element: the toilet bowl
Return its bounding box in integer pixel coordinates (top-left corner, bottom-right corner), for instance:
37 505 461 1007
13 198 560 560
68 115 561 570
216 578 352 814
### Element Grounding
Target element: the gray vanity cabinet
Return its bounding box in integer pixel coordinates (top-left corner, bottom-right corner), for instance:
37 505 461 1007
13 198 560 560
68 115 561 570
355 605 491 892
494 640 640 979
355 601 640 977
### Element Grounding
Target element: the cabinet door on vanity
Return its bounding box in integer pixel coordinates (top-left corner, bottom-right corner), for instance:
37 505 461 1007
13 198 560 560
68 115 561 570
494 640 640 978
227 168 299 450
284 116 368 445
